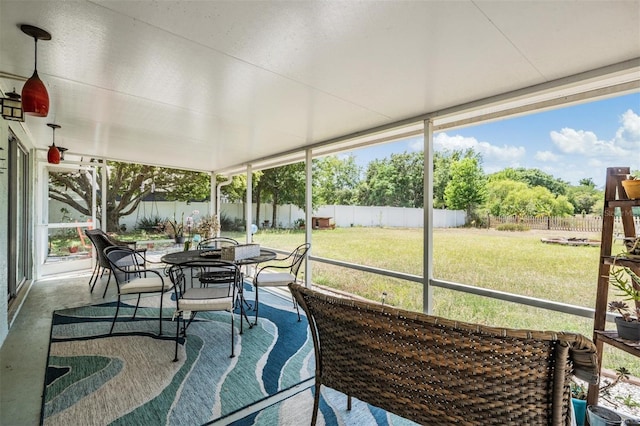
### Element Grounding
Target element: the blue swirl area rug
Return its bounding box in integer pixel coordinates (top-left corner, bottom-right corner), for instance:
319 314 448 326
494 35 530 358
41 286 315 426
224 384 419 426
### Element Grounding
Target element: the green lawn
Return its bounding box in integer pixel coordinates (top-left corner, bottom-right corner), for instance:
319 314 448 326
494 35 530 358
243 226 639 376
94 225 636 375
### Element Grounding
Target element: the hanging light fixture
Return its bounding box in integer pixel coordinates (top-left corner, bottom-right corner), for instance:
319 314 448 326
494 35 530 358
21 24 51 117
57 146 68 161
47 123 61 164
0 88 24 121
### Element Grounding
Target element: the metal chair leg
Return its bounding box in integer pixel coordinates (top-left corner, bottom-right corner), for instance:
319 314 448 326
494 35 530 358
132 294 141 319
88 263 99 291
311 382 321 426
253 285 260 326
230 306 235 358
159 292 163 336
173 313 181 362
102 271 112 298
291 294 301 321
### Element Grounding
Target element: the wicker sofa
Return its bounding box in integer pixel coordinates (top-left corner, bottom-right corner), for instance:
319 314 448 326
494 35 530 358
289 283 599 425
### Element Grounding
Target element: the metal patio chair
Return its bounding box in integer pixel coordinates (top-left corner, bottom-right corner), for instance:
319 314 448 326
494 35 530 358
252 243 310 325
105 246 173 335
168 260 242 360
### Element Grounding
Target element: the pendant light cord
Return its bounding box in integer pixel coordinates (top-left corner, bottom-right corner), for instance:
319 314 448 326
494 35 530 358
33 38 38 71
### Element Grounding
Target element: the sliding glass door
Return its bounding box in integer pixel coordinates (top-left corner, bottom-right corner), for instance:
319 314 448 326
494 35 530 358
7 131 31 299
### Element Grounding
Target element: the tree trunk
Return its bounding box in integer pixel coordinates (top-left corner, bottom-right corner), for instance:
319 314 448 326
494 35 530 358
106 208 120 232
271 192 279 228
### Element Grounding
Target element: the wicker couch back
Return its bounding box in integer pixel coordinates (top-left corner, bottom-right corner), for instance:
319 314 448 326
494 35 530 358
289 284 599 426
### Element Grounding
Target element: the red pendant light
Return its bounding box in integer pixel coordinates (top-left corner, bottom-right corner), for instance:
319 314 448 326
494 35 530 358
47 123 61 164
20 25 51 117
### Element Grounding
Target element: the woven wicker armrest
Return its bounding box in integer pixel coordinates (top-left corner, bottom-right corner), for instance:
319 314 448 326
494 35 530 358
289 283 598 426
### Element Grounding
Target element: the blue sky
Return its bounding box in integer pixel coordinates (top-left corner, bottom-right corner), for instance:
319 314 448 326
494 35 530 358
346 92 640 188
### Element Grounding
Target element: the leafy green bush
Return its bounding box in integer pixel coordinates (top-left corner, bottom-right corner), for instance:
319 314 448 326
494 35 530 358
136 215 166 233
495 223 530 232
219 213 236 231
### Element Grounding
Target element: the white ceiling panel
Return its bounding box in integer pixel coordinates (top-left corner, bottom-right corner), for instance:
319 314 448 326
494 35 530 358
1 0 639 172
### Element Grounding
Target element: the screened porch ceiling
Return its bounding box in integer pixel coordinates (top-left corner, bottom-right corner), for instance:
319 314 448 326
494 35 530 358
0 1 639 174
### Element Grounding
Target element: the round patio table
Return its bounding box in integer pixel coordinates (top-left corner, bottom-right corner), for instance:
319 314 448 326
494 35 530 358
161 248 277 267
161 248 277 330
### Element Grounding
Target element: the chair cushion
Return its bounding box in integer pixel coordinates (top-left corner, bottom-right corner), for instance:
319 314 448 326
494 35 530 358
178 287 233 311
255 272 296 287
120 276 168 294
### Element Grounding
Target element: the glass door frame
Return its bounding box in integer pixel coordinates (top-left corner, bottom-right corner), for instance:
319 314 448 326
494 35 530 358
7 131 31 299
37 161 97 278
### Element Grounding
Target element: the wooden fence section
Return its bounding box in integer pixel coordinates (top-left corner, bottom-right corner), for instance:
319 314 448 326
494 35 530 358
488 215 640 234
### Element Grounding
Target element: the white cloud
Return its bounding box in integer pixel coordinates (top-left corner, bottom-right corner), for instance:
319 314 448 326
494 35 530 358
550 109 639 161
613 109 640 149
535 151 559 162
408 139 423 151
433 133 525 163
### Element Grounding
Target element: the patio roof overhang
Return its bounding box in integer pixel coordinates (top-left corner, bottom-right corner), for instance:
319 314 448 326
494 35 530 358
1 1 639 172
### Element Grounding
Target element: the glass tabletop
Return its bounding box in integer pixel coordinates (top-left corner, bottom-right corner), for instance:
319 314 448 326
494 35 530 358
161 248 276 266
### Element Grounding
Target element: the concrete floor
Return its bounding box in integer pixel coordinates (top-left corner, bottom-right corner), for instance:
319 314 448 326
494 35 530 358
0 270 117 425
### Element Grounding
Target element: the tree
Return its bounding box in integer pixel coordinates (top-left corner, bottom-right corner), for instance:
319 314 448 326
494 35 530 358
433 149 478 208
48 160 210 231
501 186 574 218
566 179 601 214
433 151 453 208
578 177 596 189
488 167 569 196
313 155 361 205
567 186 601 214
357 151 423 207
260 163 307 227
444 156 486 220
220 173 263 223
484 179 529 216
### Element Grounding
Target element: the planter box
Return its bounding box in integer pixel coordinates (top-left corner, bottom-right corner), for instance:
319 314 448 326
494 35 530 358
221 243 260 261
615 316 640 341
572 398 587 426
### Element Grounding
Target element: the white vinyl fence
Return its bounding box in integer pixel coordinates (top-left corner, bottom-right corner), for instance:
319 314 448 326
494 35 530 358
49 199 466 230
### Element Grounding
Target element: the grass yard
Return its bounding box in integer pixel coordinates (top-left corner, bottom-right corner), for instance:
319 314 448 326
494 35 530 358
244 226 640 376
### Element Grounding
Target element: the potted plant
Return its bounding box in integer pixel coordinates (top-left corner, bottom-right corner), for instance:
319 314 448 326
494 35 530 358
196 214 220 239
67 241 80 253
571 380 588 426
165 213 185 244
585 367 632 426
587 405 623 426
621 175 640 200
608 261 640 341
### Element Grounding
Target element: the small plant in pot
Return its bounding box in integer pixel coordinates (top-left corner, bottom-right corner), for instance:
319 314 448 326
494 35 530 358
608 262 640 341
571 380 588 426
